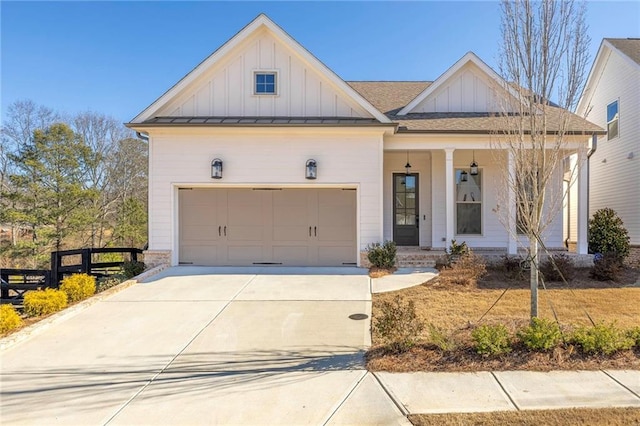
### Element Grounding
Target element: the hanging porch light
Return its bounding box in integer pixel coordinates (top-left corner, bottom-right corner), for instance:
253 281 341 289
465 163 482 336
470 150 479 176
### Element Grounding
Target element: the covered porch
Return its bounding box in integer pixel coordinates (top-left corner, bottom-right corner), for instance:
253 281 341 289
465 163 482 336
382 143 590 256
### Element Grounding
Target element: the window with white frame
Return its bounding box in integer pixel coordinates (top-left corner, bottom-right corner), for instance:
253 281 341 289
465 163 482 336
607 100 619 140
255 72 277 95
455 169 482 234
516 169 539 235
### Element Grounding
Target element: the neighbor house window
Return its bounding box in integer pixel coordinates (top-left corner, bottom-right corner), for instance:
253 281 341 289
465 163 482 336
255 72 276 95
456 169 482 234
607 100 619 140
516 169 539 235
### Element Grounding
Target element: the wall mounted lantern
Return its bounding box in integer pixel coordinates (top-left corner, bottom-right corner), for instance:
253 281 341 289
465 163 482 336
211 158 223 179
305 159 317 179
405 151 412 175
470 150 479 176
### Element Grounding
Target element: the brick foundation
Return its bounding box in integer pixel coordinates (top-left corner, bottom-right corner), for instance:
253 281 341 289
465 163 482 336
626 246 640 268
143 250 172 269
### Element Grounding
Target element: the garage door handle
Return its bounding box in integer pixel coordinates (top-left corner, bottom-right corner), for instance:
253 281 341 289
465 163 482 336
309 226 312 237
218 226 221 236
314 226 317 236
224 226 227 236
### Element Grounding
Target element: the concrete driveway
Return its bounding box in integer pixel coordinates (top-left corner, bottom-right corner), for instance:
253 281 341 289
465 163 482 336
0 267 408 425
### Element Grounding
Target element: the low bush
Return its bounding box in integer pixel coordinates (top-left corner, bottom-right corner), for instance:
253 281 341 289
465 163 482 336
122 261 145 279
447 239 469 259
472 324 512 356
540 254 576 282
571 322 634 355
367 241 397 269
501 255 526 280
628 327 640 348
60 273 96 303
438 251 487 287
0 304 23 334
374 295 424 353
517 318 563 352
590 253 621 281
427 323 458 352
23 288 68 317
97 274 126 292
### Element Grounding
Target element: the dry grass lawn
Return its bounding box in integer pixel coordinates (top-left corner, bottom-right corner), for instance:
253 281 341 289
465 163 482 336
409 407 640 426
368 266 640 372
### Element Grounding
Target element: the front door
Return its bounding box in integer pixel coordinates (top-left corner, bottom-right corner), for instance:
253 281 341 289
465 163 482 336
393 173 419 246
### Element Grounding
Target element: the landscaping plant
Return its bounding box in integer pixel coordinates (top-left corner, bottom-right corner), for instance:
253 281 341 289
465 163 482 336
517 318 563 352
0 305 23 334
23 288 68 317
540 254 576 282
60 273 96 303
122 261 145 278
367 241 397 269
374 295 424 353
590 252 622 281
427 323 458 352
471 324 512 356
588 208 630 264
571 322 634 355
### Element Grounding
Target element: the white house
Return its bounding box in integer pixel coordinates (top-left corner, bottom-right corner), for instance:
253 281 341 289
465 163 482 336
127 14 602 268
575 38 640 262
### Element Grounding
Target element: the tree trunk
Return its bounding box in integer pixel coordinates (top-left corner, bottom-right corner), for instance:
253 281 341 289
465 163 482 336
529 238 539 320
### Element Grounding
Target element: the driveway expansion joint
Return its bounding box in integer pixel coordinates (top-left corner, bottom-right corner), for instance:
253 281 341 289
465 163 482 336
372 371 410 416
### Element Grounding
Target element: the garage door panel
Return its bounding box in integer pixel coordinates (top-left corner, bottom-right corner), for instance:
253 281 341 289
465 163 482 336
179 188 356 266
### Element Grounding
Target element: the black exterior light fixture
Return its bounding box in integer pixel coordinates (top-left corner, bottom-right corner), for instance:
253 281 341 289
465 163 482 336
211 158 223 179
460 170 469 182
305 159 317 179
470 150 479 176
405 151 412 175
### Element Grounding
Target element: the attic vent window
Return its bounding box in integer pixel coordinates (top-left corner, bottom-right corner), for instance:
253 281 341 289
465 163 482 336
255 72 277 95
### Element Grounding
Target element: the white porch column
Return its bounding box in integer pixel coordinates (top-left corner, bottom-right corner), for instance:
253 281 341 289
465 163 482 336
445 148 455 245
577 147 589 254
507 151 518 254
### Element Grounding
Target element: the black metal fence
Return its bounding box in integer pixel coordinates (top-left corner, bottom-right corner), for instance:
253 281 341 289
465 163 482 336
1 247 143 305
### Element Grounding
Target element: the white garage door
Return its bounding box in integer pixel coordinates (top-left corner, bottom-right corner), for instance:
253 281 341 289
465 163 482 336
179 188 357 266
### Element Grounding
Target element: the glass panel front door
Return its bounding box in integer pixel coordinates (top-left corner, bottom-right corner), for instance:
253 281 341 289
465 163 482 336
393 173 419 246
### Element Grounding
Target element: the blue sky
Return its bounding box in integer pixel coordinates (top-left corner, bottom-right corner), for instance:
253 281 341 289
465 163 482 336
2 1 639 124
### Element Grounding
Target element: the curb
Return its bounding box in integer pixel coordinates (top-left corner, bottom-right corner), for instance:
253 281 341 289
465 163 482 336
0 264 168 352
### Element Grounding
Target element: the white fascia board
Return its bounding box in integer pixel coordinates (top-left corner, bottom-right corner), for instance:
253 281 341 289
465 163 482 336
576 40 610 117
131 14 390 124
397 52 524 116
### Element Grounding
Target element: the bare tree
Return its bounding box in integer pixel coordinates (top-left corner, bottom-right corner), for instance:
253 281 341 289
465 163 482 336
492 0 590 318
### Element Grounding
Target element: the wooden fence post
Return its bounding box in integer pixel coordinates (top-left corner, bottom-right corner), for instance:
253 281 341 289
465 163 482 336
81 248 91 275
51 251 60 287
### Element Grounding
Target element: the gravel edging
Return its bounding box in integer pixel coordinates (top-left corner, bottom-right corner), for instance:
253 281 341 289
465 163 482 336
0 264 169 352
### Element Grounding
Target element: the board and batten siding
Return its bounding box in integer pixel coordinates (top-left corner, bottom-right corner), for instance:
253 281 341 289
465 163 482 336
582 50 640 245
146 128 385 265
409 62 510 113
154 29 372 119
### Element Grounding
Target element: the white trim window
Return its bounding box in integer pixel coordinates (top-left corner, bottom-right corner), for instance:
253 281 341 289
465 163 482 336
455 169 482 235
607 100 619 140
254 72 277 95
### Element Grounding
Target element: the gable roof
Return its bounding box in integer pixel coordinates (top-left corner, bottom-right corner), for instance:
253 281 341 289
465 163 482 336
130 14 391 124
606 38 640 66
396 52 521 116
347 81 431 114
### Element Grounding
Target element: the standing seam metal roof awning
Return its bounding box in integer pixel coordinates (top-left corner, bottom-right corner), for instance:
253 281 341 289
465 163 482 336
127 116 393 127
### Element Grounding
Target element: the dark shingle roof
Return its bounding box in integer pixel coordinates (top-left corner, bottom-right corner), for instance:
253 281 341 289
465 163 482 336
606 38 640 66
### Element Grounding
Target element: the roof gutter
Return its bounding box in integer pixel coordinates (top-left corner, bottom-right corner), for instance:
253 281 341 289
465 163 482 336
135 131 149 141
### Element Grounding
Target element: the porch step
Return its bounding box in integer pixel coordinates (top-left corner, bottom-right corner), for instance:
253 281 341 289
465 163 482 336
397 260 437 268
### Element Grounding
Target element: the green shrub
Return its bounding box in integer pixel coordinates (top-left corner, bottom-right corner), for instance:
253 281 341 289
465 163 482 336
0 304 23 334
367 241 397 269
427 323 458 352
517 318 562 351
374 295 424 353
588 208 630 263
122 261 145 278
540 254 576 282
472 324 512 356
447 239 469 263
627 327 640 348
60 273 96 303
590 253 621 281
97 274 126 292
23 288 68 317
571 322 634 355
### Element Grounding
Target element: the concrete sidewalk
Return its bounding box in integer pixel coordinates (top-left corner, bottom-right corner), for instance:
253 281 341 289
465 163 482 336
376 370 640 415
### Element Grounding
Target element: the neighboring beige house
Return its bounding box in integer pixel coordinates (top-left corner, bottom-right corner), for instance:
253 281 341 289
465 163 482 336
574 38 640 261
127 14 602 268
